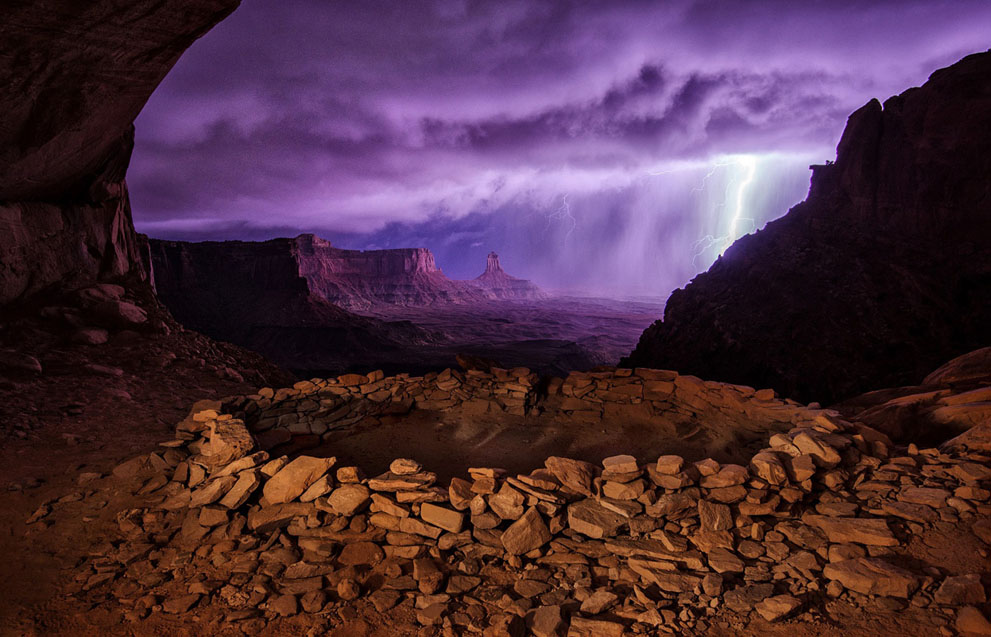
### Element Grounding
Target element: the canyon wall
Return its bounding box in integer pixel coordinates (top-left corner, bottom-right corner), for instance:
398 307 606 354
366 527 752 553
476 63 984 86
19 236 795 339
149 237 433 373
293 234 490 310
150 235 544 313
0 0 240 304
625 50 991 404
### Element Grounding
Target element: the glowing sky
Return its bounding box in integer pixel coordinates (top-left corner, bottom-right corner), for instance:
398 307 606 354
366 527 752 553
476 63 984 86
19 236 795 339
130 0 991 295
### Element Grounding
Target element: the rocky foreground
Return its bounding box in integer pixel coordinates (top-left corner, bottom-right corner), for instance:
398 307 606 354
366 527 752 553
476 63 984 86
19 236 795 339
21 357 991 636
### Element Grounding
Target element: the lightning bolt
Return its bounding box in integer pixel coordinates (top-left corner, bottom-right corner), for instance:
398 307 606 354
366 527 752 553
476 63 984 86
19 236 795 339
544 194 577 237
720 154 757 255
648 154 760 265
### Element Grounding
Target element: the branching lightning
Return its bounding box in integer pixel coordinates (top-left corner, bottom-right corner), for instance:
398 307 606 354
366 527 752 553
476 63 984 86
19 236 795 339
722 154 757 254
544 194 577 237
649 154 760 267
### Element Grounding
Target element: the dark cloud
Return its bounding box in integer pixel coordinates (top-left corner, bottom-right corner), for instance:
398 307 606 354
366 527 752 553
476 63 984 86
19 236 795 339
130 0 991 294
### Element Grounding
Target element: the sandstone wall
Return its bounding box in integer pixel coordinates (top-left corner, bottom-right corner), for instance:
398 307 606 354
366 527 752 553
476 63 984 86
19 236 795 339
0 1 239 304
149 235 546 314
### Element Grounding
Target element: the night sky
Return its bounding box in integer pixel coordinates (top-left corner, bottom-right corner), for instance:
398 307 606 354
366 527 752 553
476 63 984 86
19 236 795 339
130 0 990 295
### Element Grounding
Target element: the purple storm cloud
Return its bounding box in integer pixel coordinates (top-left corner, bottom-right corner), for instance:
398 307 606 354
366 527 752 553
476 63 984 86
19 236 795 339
129 0 991 295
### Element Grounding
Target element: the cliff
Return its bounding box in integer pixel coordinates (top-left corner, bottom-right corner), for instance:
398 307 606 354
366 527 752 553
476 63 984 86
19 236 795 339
150 235 545 313
0 0 240 305
149 237 433 372
469 252 547 301
292 234 490 310
624 50 991 404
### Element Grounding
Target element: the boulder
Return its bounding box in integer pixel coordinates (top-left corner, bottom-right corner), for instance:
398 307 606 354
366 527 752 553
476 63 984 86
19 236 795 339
201 419 255 467
420 502 464 533
935 574 987 605
567 500 626 539
755 594 802 622
545 456 597 496
567 617 624 637
262 456 336 504
823 558 919 598
502 507 551 555
957 606 991 635
531 604 565 637
806 516 898 546
338 541 384 567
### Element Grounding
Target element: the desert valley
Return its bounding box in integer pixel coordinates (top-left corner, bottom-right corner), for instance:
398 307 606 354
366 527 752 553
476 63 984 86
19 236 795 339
149 234 665 376
1 2 990 637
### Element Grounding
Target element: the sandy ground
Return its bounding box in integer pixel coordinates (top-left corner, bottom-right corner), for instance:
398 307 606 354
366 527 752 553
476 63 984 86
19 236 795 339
314 406 783 482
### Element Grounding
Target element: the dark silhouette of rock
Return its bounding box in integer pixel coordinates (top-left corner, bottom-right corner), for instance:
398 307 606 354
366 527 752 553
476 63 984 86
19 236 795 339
0 1 240 305
624 50 991 404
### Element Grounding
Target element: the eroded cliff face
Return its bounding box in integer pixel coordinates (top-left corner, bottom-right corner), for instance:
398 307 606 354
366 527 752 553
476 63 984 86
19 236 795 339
624 50 991 404
293 234 491 310
150 235 545 313
148 237 433 373
0 0 240 304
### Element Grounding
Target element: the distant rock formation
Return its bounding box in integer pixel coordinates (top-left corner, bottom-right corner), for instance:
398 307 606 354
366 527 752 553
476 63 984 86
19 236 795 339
150 236 545 313
0 0 239 305
468 252 547 301
292 234 489 310
148 236 434 373
624 50 991 404
149 235 552 372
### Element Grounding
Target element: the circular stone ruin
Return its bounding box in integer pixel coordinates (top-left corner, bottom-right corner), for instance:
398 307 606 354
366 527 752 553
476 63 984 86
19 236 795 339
56 365 991 634
193 366 824 479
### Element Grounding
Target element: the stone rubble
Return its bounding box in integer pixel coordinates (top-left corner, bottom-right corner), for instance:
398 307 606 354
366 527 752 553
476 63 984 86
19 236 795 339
40 367 991 635
204 366 811 453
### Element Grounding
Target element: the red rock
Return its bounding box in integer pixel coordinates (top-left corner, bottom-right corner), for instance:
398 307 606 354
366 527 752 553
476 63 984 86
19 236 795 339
338 541 385 567
501 507 551 555
545 456 598 496
956 606 991 635
823 558 919 598
806 516 897 546
567 500 626 539
935 574 987 605
262 456 336 504
567 617 624 637
755 594 802 622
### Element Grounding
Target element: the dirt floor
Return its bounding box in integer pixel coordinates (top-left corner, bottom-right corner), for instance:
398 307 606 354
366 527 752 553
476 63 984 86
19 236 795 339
313 407 786 482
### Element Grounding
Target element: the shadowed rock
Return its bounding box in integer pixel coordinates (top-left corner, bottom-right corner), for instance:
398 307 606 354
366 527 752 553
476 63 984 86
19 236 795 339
1 0 240 303
624 51 991 404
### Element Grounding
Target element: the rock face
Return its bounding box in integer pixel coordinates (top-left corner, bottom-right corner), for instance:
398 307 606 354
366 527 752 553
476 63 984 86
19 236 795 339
147 236 432 373
624 51 991 404
0 0 240 305
150 235 544 312
148 235 552 372
294 234 489 310
468 252 546 301
832 347 991 446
